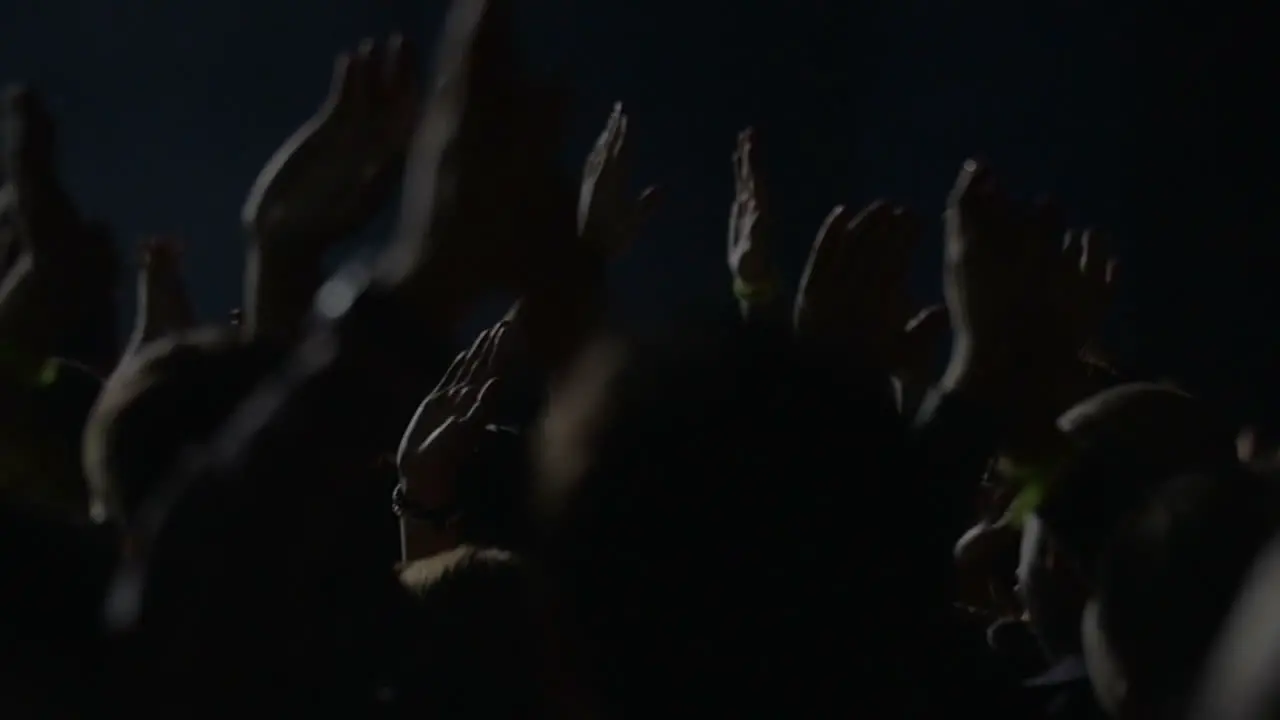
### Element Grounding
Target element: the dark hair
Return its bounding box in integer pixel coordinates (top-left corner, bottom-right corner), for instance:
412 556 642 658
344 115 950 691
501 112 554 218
535 326 974 715
82 329 285 526
454 424 534 552
1096 468 1277 707
0 358 101 516
1038 383 1240 581
397 547 545 719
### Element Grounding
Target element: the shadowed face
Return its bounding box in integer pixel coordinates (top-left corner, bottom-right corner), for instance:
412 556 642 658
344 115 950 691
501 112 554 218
1017 513 1089 661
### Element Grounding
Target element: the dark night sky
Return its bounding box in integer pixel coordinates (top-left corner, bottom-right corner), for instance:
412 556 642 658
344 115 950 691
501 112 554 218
1 1 1276 420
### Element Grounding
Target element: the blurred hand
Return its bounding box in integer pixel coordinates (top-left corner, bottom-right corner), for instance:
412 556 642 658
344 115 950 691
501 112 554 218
131 236 194 344
396 321 506 558
940 161 1068 396
3 86 56 185
727 128 779 309
242 34 418 251
377 0 565 315
941 159 1123 436
794 200 947 382
577 102 657 254
2 87 119 372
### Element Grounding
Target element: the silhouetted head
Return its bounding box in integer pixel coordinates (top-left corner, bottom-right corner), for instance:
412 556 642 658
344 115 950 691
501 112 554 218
1038 382 1240 584
397 546 545 719
533 327 956 716
0 357 101 519
1084 469 1276 717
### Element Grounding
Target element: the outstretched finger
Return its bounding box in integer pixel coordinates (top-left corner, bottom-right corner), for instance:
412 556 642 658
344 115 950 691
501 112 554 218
460 327 494 382
435 349 470 393
479 321 506 371
458 376 501 424
351 38 380 104
610 108 629 159
384 32 415 93
734 128 755 189
327 52 355 106
904 303 950 342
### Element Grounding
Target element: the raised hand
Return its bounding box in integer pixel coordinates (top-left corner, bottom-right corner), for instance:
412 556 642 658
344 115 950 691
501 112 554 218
940 161 1070 393
794 200 947 384
0 86 118 373
243 35 418 249
374 0 566 324
396 321 506 559
243 35 418 341
941 160 1123 422
727 128 780 317
577 102 657 254
126 236 194 351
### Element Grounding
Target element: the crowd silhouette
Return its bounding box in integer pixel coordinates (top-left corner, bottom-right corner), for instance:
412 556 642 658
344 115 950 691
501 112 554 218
1 1 1277 717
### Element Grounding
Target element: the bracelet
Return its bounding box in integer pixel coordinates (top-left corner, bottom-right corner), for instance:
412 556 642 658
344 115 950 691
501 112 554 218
391 483 461 527
732 276 776 303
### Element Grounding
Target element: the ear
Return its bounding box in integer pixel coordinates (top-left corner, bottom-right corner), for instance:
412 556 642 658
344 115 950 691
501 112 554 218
533 335 625 523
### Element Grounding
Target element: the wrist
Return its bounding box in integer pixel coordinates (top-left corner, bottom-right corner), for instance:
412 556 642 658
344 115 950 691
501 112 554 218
732 274 777 305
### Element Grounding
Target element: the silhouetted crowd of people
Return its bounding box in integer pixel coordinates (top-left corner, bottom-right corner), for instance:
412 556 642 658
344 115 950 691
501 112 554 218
2 1 1279 717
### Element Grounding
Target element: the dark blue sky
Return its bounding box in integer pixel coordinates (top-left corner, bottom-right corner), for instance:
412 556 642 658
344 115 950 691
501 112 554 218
1 0 1275 420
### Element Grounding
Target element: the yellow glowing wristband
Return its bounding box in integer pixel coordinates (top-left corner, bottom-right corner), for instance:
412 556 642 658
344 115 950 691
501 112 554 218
732 276 775 303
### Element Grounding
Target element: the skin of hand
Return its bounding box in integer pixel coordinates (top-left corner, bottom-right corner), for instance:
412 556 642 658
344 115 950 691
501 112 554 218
939 161 1081 410
372 0 566 319
242 35 419 249
577 102 658 254
941 160 1125 469
727 127 782 318
0 86 118 374
513 102 657 384
242 35 418 342
794 199 949 385
396 321 505 560
125 236 195 354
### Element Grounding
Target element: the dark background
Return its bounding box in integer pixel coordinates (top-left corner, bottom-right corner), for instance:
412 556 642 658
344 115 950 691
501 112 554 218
0 1 1275 421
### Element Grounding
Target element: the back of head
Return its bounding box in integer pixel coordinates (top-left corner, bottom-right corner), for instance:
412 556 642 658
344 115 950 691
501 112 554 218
1091 468 1277 716
0 357 101 518
398 546 544 719
534 327 943 715
82 328 285 528
1040 382 1241 580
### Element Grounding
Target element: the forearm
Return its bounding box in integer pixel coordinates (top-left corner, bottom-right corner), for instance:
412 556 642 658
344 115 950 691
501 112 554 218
243 242 327 344
910 380 1003 538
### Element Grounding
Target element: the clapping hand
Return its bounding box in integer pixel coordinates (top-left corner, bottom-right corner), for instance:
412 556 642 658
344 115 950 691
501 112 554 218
396 321 507 558
794 200 948 385
577 102 658 255
727 128 781 317
128 236 194 348
243 34 418 250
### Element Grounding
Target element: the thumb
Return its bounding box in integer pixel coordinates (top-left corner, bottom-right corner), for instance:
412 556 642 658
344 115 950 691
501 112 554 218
904 304 950 345
900 304 950 379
